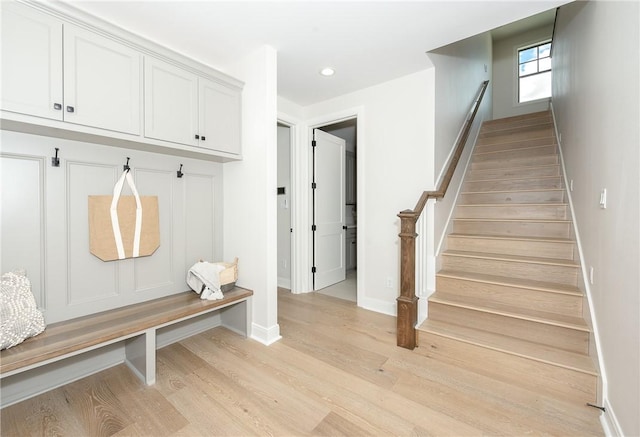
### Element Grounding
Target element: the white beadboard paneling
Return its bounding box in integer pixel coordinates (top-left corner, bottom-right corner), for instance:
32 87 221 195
132 168 174 293
0 154 46 308
67 161 119 305
184 173 216 269
0 130 223 323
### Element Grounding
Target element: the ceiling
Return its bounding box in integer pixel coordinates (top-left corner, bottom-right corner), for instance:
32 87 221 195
68 1 569 107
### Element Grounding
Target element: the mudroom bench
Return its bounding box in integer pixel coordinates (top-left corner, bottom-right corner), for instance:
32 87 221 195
0 287 253 387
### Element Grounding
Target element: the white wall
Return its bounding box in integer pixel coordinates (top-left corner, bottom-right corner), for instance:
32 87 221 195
282 69 435 315
428 32 493 179
552 2 639 436
222 45 281 345
277 125 292 288
426 34 493 255
492 24 553 119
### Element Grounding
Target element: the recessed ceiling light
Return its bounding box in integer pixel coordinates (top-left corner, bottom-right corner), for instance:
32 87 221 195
320 67 335 77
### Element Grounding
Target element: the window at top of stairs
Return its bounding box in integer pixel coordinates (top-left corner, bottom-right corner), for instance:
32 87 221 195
518 41 552 103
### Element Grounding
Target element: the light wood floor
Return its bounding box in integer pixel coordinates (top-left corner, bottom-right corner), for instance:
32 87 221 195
1 289 603 436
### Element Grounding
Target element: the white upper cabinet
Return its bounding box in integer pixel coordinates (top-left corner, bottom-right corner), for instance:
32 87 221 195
1 3 140 134
1 3 63 120
199 78 241 155
144 57 198 146
63 25 141 135
1 1 242 161
145 57 241 155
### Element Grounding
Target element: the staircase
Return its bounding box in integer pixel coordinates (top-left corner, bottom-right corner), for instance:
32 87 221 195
417 111 598 405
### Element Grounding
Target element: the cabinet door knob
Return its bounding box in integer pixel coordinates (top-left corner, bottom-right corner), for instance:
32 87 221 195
195 134 200 140
53 103 62 110
201 136 206 141
66 106 74 113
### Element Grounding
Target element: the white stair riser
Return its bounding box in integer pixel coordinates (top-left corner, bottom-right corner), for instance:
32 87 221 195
471 154 558 170
466 165 560 181
473 146 557 162
464 177 563 192
455 204 568 220
459 190 565 205
452 219 571 238
428 302 589 354
416 331 597 404
436 275 583 317
441 255 578 286
447 235 574 259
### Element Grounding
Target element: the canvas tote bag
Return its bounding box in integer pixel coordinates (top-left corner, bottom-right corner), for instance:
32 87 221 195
88 169 160 261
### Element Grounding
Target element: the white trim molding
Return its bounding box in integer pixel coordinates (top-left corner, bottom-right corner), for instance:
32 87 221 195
250 322 282 346
550 102 610 433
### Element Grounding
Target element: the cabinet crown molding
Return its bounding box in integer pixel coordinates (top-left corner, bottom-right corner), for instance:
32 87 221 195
17 0 243 90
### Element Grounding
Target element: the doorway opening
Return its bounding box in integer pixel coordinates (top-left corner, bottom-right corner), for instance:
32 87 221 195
313 118 357 303
276 122 292 291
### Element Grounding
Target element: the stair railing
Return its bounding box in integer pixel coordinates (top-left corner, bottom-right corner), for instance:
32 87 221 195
396 80 489 349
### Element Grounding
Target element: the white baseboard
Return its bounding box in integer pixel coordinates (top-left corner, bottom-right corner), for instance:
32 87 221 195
600 398 623 436
251 323 282 345
359 296 396 317
277 277 291 290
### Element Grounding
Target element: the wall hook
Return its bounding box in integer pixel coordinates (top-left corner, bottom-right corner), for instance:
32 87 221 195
51 147 60 167
123 157 131 172
177 164 184 178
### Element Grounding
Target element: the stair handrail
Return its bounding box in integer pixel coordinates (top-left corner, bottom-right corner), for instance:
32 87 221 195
396 80 489 349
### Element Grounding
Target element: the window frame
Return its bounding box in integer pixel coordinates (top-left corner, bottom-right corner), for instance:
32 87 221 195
516 39 552 104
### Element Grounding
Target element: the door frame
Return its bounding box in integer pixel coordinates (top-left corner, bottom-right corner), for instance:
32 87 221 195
287 106 364 304
277 113 301 294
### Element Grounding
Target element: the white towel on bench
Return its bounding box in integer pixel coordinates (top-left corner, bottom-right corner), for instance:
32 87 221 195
186 261 225 300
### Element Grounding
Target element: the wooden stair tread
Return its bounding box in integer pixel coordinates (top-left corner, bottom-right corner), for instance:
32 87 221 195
461 188 565 195
436 269 583 296
448 233 573 243
417 319 597 375
442 250 579 268
474 144 556 156
453 217 571 224
483 111 552 126
457 203 568 208
464 175 562 184
469 163 560 172
429 291 589 331
467 164 561 178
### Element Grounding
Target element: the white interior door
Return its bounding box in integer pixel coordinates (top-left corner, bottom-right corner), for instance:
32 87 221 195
313 129 346 290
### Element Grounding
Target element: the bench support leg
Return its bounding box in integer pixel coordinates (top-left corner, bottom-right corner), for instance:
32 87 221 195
125 329 156 385
220 298 252 337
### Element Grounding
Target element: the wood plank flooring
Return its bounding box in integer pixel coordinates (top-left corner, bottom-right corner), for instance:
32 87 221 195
1 289 603 436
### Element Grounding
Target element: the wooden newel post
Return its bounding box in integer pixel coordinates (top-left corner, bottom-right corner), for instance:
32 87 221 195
397 210 418 349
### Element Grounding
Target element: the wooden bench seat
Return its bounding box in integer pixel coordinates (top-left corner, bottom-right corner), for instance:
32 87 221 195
0 287 252 386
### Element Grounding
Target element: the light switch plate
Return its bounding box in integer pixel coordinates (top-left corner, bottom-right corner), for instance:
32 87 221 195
599 188 607 209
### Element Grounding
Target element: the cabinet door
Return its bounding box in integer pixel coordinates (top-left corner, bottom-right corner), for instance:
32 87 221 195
64 25 141 134
1 2 63 120
144 57 198 146
199 78 241 155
